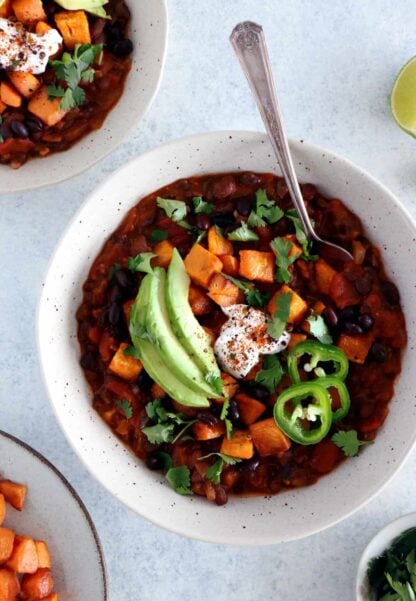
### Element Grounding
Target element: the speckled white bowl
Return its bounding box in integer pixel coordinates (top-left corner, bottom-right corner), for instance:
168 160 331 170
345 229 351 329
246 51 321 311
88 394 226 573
38 131 416 545
0 0 168 193
356 513 416 600
0 430 107 600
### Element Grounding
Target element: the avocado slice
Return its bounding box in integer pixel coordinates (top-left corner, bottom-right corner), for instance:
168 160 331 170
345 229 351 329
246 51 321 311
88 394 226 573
166 249 221 380
145 267 221 398
53 0 109 18
130 275 209 408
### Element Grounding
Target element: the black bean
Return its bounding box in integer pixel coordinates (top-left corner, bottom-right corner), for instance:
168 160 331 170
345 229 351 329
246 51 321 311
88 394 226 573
211 404 222 418
80 351 98 371
236 197 252 216
212 213 234 228
105 25 124 41
25 117 43 133
371 342 388 362
339 307 356 322
108 284 123 303
0 121 12 139
228 399 240 423
323 306 338 328
115 268 134 288
110 38 134 57
273 216 292 236
239 172 261 186
358 314 374 331
146 453 165 471
108 302 121 325
354 277 372 296
195 214 211 230
249 384 269 402
344 322 363 335
381 281 400 305
196 412 218 426
137 370 154 389
215 486 228 506
10 120 29 139
244 456 260 472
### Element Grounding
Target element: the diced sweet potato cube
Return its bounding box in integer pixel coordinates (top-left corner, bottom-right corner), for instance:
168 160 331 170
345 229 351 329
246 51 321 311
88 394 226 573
313 300 326 315
267 285 308 324
0 568 20 600
329 273 361 309
220 430 254 459
188 285 212 315
249 418 291 456
55 10 91 50
0 480 26 511
235 393 266 426
122 299 134 324
35 21 52 34
283 234 302 257
207 273 244 307
108 342 142 381
288 333 307 350
0 528 15 565
151 382 166 399
221 254 239 277
35 542 51 569
239 250 275 283
208 226 233 256
0 496 5 526
221 373 239 399
152 239 174 268
43 594 59 601
192 422 225 441
0 82 22 108
0 0 12 17
8 72 40 99
6 536 38 574
12 0 46 23
28 87 67 127
184 243 223 288
0 100 7 114
21 568 54 600
352 240 366 265
337 333 373 364
315 259 337 295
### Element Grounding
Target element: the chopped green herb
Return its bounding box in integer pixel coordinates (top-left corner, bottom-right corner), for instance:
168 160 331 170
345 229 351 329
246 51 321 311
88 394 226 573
130 323 159 347
193 196 214 215
220 398 233 439
152 451 173 470
166 466 192 495
150 228 168 243
285 209 318 261
222 274 270 308
201 453 242 485
156 197 187 223
142 422 175 444
123 345 140 360
267 291 292 340
331 429 373 457
205 372 224 396
227 222 259 242
142 399 195 444
247 189 284 227
115 399 133 420
127 252 156 274
307 314 333 345
255 355 284 394
271 237 302 284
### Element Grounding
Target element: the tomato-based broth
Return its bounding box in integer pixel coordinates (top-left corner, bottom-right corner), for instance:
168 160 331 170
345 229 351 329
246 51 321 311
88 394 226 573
77 172 406 505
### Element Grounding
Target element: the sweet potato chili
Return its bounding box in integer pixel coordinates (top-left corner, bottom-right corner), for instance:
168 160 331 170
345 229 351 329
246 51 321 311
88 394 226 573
0 0 132 169
77 172 406 506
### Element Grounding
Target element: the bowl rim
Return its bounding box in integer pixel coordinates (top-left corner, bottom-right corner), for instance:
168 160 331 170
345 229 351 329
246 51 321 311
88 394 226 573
37 130 416 544
0 429 108 597
0 0 169 193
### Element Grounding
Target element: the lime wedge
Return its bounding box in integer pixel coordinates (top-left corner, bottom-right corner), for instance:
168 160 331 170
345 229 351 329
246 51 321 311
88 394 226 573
391 56 416 137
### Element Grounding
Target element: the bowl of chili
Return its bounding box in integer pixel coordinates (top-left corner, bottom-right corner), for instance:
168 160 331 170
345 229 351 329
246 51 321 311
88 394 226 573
38 131 416 544
0 0 168 192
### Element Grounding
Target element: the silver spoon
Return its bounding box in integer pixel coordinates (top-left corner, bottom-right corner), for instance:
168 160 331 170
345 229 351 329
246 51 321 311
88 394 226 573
230 21 353 262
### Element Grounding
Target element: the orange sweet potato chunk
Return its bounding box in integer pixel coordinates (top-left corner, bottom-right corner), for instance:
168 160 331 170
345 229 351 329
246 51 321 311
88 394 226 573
55 10 91 50
267 285 308 324
6 536 38 574
220 430 254 459
28 87 67 127
287 333 307 350
0 0 12 17
152 240 174 268
221 254 239 277
249 418 291 456
0 528 15 565
235 393 266 426
21 567 54 600
221 373 239 400
192 422 225 441
184 243 223 288
337 333 373 364
207 273 244 307
43 594 59 601
0 480 27 511
109 342 142 381
239 250 275 283
188 285 212 315
8 72 40 99
0 495 5 526
12 0 46 23
0 82 22 108
208 226 233 256
315 259 337 295
35 541 51 570
0 568 20 600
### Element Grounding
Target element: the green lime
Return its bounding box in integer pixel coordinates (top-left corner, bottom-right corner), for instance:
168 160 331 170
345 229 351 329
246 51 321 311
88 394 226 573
391 56 416 138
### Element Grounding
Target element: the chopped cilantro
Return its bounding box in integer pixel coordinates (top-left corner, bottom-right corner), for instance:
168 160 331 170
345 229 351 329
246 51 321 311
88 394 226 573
123 345 140 360
331 430 373 457
115 399 133 420
205 372 224 396
247 189 284 227
285 209 318 261
166 466 192 495
142 422 175 444
255 355 284 394
200 453 242 485
222 274 269 308
267 291 292 340
271 237 302 284
193 196 214 215
142 399 196 445
150 228 168 243
127 252 156 274
220 398 233 439
152 451 173 470
307 314 333 345
156 197 187 222
130 323 159 347
227 222 259 242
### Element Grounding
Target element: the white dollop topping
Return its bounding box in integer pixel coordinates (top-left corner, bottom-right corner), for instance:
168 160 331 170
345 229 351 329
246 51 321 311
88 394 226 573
214 304 290 379
0 18 62 75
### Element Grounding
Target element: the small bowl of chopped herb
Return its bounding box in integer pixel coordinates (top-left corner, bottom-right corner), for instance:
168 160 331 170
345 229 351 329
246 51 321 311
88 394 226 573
356 513 416 600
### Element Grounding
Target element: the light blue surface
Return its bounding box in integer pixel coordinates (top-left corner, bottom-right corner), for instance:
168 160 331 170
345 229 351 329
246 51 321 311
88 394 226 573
1 1 416 599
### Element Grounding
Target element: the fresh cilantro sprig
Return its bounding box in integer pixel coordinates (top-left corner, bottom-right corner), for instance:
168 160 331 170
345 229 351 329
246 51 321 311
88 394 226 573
306 314 333 345
48 44 103 111
142 399 196 445
227 221 259 242
130 322 159 347
205 372 224 396
267 291 292 340
157 197 187 222
193 196 214 215
199 452 242 485
247 189 284 227
270 237 302 284
127 252 156 274
331 430 373 457
220 399 233 439
222 274 270 308
123 345 140 359
150 228 168 243
166 466 192 495
115 398 133 420
255 355 285 394
285 209 318 261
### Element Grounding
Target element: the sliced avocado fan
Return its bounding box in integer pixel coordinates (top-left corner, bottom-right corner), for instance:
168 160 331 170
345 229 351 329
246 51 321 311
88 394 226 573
52 0 110 18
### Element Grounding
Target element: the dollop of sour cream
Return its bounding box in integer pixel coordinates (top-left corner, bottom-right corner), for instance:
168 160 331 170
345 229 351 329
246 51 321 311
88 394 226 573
214 304 290 379
0 18 62 74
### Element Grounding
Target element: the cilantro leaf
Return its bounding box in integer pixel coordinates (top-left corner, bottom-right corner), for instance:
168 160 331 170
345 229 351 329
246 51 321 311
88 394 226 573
127 252 156 274
150 228 168 243
220 399 233 439
142 423 175 444
143 400 195 444
205 372 224 396
145 398 165 421
286 209 318 261
270 237 302 284
246 288 271 308
307 314 333 345
267 291 292 340
115 399 133 420
130 323 159 347
331 430 373 457
227 222 259 242
247 189 284 227
200 453 241 485
152 451 173 470
255 355 284 394
156 197 187 223
123 345 140 359
166 466 192 495
47 85 65 99
193 196 214 215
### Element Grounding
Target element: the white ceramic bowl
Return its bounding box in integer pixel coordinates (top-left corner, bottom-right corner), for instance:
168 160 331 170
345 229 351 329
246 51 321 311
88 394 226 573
356 513 416 600
0 0 168 193
38 131 416 545
0 430 107 600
